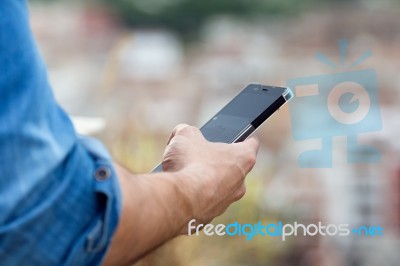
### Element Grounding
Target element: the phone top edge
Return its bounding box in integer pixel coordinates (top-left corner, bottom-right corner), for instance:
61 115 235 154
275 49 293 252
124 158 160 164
282 87 294 102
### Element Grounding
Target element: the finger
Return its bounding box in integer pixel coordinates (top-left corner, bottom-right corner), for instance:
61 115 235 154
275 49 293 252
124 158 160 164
234 136 260 156
166 124 189 145
232 137 259 173
243 136 260 154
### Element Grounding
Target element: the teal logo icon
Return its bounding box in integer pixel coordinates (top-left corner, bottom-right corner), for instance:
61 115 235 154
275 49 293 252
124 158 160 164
287 40 382 168
339 92 359 113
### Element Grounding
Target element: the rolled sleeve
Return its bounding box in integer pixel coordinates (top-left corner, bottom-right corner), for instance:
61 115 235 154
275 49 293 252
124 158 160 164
0 137 122 266
76 136 122 258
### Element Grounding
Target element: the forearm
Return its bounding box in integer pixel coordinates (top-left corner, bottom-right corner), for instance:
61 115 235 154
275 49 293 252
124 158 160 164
102 126 259 265
103 165 190 266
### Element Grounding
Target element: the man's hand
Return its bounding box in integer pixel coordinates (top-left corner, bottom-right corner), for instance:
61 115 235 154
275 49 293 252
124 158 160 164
104 124 259 266
162 124 259 232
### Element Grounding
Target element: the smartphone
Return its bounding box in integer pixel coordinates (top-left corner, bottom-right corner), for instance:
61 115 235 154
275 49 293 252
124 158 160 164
152 84 293 172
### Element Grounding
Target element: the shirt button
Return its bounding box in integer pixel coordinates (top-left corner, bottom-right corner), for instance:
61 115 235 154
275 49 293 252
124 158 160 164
95 166 111 181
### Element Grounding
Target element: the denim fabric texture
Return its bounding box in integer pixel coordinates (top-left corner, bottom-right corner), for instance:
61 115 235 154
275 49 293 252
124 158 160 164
0 1 122 265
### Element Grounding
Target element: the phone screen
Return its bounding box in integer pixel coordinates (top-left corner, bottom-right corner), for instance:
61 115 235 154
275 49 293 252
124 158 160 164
201 114 250 143
200 85 285 143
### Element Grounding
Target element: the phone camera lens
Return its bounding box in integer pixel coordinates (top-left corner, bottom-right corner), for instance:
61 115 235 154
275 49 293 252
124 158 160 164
262 88 268 91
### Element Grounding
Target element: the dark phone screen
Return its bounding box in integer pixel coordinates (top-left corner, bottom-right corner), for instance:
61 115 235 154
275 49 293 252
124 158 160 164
200 87 283 143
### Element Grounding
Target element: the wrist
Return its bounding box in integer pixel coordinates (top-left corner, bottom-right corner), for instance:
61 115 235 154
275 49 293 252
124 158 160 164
144 171 193 236
169 170 196 232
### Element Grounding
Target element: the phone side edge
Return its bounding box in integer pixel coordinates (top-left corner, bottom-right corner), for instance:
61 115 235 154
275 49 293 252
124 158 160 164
239 87 293 142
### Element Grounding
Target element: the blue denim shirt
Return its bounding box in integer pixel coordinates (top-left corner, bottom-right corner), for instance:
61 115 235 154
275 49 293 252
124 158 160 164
0 1 122 265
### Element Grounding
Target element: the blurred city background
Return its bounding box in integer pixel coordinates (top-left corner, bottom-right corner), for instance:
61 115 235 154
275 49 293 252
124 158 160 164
29 0 400 265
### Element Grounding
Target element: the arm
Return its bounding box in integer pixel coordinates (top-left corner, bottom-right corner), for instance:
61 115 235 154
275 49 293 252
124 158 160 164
103 125 259 266
0 2 257 264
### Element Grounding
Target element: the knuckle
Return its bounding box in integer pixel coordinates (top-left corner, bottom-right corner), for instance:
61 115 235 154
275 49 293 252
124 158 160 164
192 126 201 135
237 152 256 174
241 149 257 171
233 146 257 173
169 134 185 144
164 138 184 159
233 185 247 201
175 123 189 129
177 125 202 138
247 153 257 168
173 123 189 133
177 125 193 135
187 125 200 134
